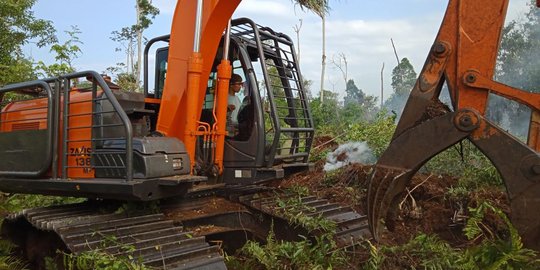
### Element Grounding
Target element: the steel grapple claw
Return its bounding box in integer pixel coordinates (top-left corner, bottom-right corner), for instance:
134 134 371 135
367 167 415 240
365 0 540 250
366 112 469 242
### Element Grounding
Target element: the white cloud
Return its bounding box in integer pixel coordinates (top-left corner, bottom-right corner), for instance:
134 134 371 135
227 0 447 100
289 15 442 100
506 0 530 23
237 0 290 16
153 0 176 15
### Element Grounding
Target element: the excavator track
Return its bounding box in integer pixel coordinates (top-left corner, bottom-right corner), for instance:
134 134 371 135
2 187 370 269
240 193 371 248
2 203 226 270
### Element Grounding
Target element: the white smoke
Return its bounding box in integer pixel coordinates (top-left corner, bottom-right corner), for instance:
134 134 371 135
324 141 376 171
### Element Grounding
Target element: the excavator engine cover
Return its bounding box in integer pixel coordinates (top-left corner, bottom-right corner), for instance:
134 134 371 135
95 137 191 178
96 91 151 139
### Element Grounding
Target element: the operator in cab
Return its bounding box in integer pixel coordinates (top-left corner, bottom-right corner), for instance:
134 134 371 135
227 73 243 136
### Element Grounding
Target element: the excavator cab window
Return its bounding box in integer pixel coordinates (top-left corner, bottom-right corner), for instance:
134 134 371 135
230 59 252 141
154 47 168 99
201 40 253 141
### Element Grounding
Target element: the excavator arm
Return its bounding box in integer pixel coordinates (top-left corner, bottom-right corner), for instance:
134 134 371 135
156 0 241 173
368 0 540 250
157 0 240 138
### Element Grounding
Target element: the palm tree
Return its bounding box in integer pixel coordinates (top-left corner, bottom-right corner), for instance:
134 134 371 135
292 0 330 104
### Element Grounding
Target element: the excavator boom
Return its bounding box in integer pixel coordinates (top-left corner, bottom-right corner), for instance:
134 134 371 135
156 0 240 172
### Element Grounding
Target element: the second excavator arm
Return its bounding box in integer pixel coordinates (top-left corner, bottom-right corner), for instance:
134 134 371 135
368 0 540 250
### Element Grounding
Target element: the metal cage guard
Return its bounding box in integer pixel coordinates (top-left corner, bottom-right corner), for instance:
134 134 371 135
0 71 133 181
230 18 314 166
61 71 134 181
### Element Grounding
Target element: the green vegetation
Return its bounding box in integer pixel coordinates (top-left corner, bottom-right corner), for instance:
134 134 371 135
233 227 346 270
0 240 26 270
0 0 56 86
0 1 539 269
1 194 85 213
108 0 160 91
459 202 540 270
0 195 159 270
0 194 85 270
35 26 82 78
276 188 337 233
362 202 540 270
345 111 395 157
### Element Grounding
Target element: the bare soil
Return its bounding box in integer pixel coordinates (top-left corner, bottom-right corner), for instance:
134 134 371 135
279 140 509 250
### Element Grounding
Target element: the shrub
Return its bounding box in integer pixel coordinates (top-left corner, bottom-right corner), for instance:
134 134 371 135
346 112 396 158
424 141 502 189
0 240 27 270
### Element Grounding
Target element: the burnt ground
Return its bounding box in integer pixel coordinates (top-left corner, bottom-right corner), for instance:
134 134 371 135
275 137 510 266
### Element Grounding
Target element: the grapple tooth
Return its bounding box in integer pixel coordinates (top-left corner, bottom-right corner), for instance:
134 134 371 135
367 168 390 239
367 166 416 241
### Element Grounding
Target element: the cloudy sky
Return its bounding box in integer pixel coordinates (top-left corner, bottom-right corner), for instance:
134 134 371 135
27 0 531 102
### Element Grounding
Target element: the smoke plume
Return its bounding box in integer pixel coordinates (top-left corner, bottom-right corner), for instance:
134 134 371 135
324 141 375 171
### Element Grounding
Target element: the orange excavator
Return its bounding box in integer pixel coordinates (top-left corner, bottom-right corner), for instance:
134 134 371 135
368 0 540 251
2 0 540 268
1 1 373 269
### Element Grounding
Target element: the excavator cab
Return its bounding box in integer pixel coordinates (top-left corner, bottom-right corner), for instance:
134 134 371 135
220 18 314 184
144 18 314 185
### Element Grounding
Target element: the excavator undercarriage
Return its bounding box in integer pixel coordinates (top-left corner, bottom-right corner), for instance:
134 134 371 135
2 188 370 269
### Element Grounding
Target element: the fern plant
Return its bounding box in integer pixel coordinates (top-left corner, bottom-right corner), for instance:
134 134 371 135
363 240 384 270
458 202 540 270
238 225 346 270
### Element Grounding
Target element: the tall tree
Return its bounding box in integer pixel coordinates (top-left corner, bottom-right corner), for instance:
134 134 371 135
0 0 56 86
344 79 364 105
110 27 137 88
135 0 159 88
310 89 339 128
111 0 159 91
293 19 303 66
331 52 348 88
496 0 540 92
391 57 417 95
343 79 378 122
292 0 330 104
384 57 417 118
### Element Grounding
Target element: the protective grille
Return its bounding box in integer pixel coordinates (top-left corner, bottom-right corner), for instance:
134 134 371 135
231 19 314 165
